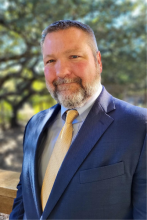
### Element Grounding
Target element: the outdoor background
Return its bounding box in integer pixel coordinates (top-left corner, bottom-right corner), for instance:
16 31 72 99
0 0 146 173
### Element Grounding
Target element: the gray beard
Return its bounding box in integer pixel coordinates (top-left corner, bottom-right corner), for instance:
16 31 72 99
46 74 101 108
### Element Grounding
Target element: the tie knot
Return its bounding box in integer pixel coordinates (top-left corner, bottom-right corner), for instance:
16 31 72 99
66 110 79 124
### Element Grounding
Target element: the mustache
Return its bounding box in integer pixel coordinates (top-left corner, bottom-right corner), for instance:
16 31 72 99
53 77 82 86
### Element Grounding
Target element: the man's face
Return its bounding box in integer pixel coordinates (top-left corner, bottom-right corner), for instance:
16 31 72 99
42 27 102 108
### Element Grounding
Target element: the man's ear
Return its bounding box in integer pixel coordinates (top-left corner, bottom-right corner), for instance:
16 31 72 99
97 51 102 73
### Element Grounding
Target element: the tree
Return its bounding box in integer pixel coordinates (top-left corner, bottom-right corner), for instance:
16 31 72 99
0 0 146 128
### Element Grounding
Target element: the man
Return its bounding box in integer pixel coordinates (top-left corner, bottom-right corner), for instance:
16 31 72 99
10 20 146 220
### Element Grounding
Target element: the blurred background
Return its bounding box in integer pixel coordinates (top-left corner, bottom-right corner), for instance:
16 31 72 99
0 0 146 172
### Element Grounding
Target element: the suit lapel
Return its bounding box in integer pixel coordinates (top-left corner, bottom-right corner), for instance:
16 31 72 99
42 88 116 219
28 104 61 218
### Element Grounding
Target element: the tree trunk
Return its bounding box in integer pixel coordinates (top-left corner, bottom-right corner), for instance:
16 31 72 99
10 108 19 128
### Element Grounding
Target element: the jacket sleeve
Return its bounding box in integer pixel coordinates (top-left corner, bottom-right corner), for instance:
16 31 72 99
9 119 31 220
132 134 147 219
9 173 24 220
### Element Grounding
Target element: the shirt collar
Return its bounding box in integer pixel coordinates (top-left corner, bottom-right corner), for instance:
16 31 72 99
61 84 102 123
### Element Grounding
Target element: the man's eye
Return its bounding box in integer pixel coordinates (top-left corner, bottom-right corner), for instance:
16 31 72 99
46 60 55 64
71 55 79 59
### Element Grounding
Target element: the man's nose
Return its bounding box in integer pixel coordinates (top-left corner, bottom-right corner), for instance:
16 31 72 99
55 60 71 78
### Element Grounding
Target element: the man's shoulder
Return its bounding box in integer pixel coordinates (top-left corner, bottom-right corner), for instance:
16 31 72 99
34 103 59 117
113 96 147 120
99 87 146 119
26 103 60 128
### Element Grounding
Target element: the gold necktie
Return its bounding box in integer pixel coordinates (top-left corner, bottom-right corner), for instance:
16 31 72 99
41 109 79 211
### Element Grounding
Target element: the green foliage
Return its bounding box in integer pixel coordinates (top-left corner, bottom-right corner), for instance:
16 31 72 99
0 0 146 127
0 100 12 125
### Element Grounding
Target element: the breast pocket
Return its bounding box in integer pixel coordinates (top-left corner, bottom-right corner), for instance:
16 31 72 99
80 161 124 184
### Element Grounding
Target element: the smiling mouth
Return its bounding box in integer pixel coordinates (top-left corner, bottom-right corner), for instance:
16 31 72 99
58 82 77 85
57 82 77 87
53 77 82 86
56 83 79 91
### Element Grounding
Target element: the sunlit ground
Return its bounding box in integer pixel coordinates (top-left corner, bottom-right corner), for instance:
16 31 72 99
0 213 9 220
0 126 24 172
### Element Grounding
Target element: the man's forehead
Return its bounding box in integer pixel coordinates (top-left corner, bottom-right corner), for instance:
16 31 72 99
43 47 85 58
44 27 89 42
43 30 91 57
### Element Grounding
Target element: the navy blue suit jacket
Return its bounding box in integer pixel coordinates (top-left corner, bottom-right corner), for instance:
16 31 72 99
10 87 146 219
